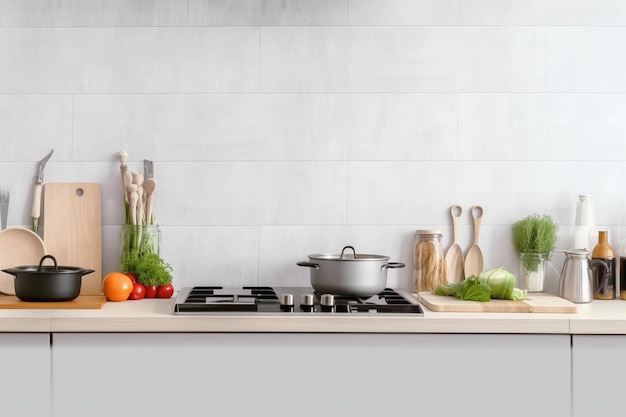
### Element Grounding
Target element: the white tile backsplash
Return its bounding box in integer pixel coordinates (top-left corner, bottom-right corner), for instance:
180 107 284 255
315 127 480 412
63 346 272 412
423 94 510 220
189 0 347 26
0 27 259 93
2 0 188 27
261 26 546 93
548 27 626 92
459 94 626 160
0 95 72 161
2 1 626 289
72 93 457 161
349 0 626 26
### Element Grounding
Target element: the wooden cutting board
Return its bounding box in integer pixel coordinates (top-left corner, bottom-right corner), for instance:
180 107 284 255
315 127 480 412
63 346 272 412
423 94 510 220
0 295 106 309
418 292 579 314
42 183 102 296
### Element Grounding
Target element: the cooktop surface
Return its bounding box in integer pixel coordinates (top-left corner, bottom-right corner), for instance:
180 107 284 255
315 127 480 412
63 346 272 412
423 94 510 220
172 286 424 315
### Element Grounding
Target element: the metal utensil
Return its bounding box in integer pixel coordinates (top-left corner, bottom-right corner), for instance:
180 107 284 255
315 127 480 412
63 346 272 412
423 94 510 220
31 149 54 233
464 205 484 278
444 205 464 283
0 185 9 230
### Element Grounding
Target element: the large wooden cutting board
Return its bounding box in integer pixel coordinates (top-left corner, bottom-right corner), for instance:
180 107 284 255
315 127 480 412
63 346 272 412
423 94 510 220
0 295 106 309
42 183 102 296
418 292 579 313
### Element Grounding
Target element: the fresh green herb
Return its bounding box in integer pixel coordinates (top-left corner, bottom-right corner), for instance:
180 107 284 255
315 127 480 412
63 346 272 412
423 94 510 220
124 252 173 286
511 214 559 271
434 267 527 302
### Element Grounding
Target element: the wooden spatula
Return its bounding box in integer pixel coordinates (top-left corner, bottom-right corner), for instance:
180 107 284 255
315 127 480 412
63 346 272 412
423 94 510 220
444 205 464 283
464 205 484 278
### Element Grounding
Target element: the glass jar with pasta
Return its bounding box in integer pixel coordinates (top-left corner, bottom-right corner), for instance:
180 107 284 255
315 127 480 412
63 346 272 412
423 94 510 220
413 230 447 293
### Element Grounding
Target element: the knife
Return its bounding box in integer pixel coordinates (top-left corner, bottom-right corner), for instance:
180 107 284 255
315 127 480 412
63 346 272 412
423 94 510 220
143 159 157 225
31 149 54 233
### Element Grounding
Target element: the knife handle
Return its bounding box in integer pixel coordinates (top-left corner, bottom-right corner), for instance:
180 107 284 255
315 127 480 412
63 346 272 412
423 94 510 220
31 183 42 232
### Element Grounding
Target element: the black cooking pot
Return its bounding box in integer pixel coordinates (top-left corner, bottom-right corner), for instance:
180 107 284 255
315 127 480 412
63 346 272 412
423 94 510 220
2 255 94 302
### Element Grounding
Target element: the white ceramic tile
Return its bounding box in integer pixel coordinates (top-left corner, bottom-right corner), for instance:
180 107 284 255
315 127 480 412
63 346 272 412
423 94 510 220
189 0 347 26
350 0 626 26
73 94 345 161
349 0 547 25
459 94 626 160
544 0 626 25
548 27 626 93
261 26 545 93
72 93 456 161
2 0 187 27
334 94 458 160
0 27 259 93
153 162 347 226
0 95 72 161
347 161 626 227
161 225 260 289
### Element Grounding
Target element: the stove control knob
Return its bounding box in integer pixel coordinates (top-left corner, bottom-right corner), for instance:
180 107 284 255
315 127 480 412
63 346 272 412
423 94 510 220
300 294 314 312
280 293 294 312
320 294 334 312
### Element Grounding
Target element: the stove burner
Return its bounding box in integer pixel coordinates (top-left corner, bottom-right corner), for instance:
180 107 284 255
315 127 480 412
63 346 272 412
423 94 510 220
172 286 423 315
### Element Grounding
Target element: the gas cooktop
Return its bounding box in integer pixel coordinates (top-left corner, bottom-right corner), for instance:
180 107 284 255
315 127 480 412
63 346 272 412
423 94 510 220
172 286 424 315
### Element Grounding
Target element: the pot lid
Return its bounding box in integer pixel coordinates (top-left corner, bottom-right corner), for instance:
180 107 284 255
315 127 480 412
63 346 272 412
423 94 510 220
307 245 390 261
6 265 87 274
1 255 91 275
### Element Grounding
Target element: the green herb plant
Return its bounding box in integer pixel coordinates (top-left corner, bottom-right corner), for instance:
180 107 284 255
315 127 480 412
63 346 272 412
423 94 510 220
124 251 173 286
511 213 559 272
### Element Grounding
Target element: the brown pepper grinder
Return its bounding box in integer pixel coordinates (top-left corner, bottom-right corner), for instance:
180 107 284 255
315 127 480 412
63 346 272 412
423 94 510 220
592 230 616 300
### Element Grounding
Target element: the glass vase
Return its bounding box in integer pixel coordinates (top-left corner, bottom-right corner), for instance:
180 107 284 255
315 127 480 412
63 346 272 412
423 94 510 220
519 253 549 292
120 225 161 273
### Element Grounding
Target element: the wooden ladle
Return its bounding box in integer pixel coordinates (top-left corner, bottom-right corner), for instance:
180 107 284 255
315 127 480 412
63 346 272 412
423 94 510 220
464 205 484 278
444 205 464 283
143 178 156 225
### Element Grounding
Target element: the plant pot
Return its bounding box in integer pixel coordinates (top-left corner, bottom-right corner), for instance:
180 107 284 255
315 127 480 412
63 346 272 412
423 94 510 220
519 253 549 292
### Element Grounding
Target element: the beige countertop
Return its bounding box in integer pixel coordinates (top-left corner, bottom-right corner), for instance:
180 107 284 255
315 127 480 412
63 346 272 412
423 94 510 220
2 292 626 334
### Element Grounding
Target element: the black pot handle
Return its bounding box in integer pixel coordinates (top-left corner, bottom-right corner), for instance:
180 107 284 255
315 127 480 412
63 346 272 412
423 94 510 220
382 262 405 270
297 261 320 270
38 255 59 272
340 246 357 259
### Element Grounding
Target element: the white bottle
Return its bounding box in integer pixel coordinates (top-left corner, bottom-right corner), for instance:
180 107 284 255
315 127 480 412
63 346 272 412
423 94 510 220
572 195 596 251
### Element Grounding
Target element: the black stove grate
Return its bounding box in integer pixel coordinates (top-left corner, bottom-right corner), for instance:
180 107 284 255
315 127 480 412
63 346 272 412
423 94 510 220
173 286 423 315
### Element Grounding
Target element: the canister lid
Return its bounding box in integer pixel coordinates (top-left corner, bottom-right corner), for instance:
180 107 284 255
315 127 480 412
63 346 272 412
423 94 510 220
415 229 442 236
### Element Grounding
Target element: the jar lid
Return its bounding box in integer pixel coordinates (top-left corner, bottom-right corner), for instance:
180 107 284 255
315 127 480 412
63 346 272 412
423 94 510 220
415 229 442 236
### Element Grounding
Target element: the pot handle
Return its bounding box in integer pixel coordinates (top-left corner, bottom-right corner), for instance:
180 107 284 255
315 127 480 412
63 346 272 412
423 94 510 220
382 262 405 270
340 246 357 259
297 261 320 270
38 255 59 272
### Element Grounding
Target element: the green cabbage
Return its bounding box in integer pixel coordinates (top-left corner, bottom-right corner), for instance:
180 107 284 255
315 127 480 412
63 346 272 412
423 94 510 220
434 267 527 302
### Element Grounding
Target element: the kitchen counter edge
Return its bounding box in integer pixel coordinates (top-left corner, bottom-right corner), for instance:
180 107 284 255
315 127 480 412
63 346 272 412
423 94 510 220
1 296 626 334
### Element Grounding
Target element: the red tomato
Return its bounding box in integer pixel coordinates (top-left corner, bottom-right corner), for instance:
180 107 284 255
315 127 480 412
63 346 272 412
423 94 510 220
157 284 174 299
124 273 138 284
144 285 157 298
128 282 145 300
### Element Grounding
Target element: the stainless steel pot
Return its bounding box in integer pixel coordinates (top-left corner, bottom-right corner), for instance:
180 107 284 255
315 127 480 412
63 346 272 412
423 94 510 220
2 254 94 302
297 246 405 297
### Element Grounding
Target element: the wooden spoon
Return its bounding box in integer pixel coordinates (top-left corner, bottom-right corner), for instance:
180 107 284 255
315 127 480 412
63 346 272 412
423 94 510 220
444 205 464 283
464 205 484 278
143 178 156 226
